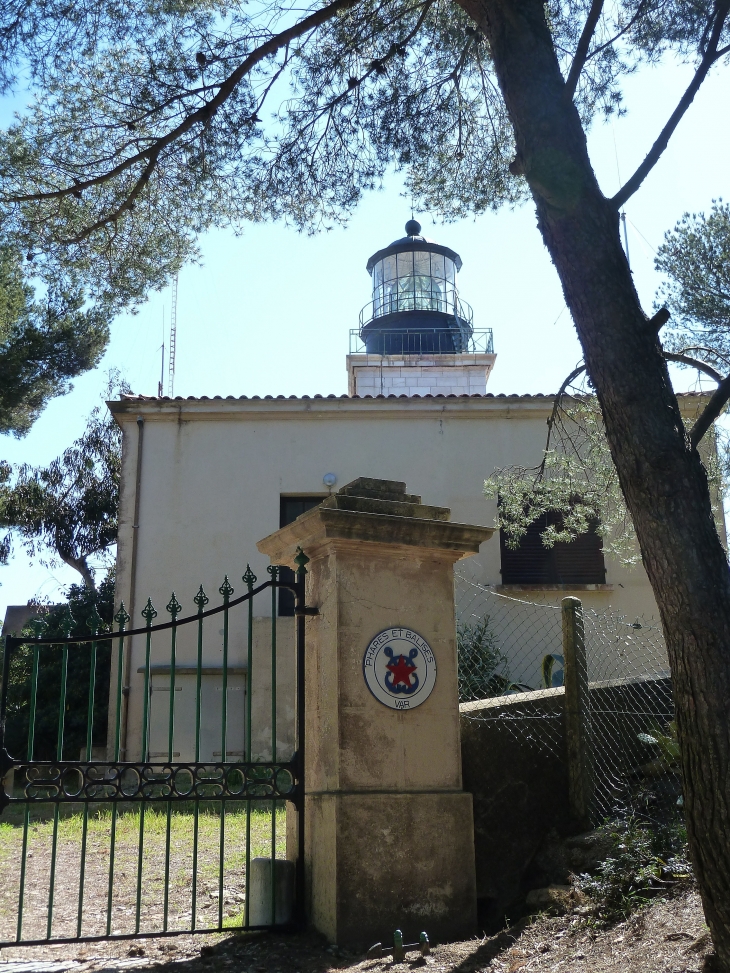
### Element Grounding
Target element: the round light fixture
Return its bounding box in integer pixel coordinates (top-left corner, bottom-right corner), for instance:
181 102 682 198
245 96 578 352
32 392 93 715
323 472 337 488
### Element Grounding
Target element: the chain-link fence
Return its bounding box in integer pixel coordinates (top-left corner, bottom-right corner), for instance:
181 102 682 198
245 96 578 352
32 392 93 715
456 577 564 755
455 571 679 825
582 610 676 822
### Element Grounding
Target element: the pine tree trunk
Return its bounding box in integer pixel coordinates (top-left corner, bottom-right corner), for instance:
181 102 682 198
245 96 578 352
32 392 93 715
454 0 730 963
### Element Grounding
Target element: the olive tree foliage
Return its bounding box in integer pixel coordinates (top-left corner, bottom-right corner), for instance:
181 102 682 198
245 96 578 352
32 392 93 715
0 375 129 588
0 0 726 311
486 392 641 562
489 204 730 562
488 387 724 565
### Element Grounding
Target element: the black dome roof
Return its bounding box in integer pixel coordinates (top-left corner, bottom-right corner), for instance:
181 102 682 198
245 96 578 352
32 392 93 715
366 221 463 275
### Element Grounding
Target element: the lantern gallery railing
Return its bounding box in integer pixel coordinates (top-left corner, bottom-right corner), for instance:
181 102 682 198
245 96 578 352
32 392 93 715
0 563 308 946
359 294 475 330
349 328 494 356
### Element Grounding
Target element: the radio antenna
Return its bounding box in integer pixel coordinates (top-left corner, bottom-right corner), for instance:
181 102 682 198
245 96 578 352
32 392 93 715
167 274 179 396
158 309 165 397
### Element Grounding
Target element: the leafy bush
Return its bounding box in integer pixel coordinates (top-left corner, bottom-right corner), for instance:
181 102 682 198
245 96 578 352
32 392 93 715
457 618 514 700
638 720 681 775
576 817 692 923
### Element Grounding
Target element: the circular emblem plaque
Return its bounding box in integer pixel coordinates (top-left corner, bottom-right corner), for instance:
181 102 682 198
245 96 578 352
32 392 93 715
362 628 437 710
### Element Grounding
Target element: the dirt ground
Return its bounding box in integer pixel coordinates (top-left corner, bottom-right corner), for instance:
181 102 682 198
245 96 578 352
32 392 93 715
0 807 284 942
0 890 713 973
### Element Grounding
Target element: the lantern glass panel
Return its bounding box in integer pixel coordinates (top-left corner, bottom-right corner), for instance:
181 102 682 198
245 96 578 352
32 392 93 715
370 247 461 319
414 250 431 277
382 255 397 283
396 251 414 279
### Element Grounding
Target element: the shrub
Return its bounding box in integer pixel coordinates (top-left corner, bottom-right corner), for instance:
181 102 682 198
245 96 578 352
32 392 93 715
2 574 115 761
576 817 692 923
457 618 513 700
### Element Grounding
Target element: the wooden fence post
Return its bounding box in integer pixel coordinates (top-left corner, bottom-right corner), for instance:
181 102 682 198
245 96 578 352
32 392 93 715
562 596 593 830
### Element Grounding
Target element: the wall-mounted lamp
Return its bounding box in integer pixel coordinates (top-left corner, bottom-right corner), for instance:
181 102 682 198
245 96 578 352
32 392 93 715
323 472 337 490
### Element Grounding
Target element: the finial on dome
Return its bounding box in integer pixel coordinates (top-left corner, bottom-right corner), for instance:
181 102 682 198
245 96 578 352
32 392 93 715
405 218 422 237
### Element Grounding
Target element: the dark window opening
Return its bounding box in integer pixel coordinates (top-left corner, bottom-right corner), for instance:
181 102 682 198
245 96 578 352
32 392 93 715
278 496 324 615
499 511 606 585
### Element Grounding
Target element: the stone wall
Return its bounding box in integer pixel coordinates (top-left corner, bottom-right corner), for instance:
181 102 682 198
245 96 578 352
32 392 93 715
460 674 674 925
460 687 568 926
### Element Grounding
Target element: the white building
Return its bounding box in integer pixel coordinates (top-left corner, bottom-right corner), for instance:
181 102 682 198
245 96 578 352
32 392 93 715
109 220 705 761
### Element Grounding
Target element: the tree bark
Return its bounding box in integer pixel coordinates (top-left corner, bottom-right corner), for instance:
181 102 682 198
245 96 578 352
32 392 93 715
59 550 96 590
454 0 730 964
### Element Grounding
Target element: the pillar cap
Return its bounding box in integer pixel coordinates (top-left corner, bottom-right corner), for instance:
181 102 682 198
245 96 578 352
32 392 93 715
257 477 494 566
337 476 422 504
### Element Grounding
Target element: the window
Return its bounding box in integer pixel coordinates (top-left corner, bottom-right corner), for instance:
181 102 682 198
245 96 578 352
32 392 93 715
278 496 324 615
499 511 606 585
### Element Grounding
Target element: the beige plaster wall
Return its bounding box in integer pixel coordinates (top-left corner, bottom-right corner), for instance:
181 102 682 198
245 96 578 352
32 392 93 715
109 393 712 752
112 396 549 621
121 616 295 763
111 393 682 622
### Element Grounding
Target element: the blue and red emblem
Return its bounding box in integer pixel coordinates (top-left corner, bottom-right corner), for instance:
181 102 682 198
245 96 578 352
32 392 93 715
384 646 420 694
363 628 436 710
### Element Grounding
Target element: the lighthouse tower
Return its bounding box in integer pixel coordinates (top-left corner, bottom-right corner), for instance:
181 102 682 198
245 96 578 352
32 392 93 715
347 220 496 396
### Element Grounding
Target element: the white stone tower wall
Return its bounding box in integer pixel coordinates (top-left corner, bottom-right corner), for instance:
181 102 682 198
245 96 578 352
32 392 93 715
346 352 496 397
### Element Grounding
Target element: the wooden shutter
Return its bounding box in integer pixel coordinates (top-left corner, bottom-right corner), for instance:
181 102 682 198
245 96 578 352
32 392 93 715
278 496 324 615
500 511 606 585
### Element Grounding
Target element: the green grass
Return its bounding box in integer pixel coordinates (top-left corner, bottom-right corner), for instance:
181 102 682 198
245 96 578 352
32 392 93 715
0 822 16 867
1 801 284 833
5 804 287 870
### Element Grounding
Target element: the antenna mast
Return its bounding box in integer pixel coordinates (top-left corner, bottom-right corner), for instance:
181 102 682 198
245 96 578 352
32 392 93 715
158 309 165 397
167 273 178 397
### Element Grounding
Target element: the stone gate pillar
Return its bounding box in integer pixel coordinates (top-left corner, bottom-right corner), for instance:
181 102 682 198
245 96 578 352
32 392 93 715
257 477 493 947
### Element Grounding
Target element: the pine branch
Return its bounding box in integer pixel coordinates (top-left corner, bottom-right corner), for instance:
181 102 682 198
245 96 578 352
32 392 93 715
664 352 724 384
60 149 159 245
286 0 434 144
578 0 651 66
691 374 730 448
4 0 359 216
612 0 730 210
546 350 726 457
564 0 604 98
538 362 587 479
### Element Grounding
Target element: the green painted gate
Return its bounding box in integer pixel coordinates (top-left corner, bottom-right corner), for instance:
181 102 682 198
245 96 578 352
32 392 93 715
0 561 308 946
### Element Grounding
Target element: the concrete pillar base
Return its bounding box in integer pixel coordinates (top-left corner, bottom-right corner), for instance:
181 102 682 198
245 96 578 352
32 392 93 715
307 791 477 948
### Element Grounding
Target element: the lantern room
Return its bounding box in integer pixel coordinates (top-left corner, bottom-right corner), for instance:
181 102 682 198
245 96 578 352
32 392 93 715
360 219 474 355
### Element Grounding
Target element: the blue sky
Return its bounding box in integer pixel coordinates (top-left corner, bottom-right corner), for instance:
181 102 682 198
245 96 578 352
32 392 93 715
1 55 728 612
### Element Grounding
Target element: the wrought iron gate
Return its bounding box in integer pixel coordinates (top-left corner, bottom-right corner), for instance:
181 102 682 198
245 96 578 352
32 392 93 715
0 561 308 947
